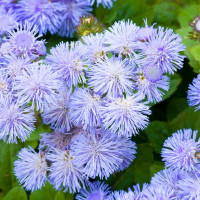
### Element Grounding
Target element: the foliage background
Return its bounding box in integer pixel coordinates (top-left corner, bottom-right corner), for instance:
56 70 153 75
1 0 200 199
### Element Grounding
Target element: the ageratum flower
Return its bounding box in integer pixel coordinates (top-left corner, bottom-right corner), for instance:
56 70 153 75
14 63 62 112
6 22 43 56
3 53 34 79
69 88 102 130
161 129 200 171
141 26 185 74
71 128 136 179
100 94 151 137
89 0 115 8
81 33 107 63
0 70 12 95
135 65 170 103
47 148 86 193
104 20 139 55
14 147 47 192
76 181 111 200
0 7 18 36
52 0 92 37
39 132 72 152
42 88 71 133
45 42 86 88
16 0 65 35
0 95 36 143
188 74 200 111
177 172 200 200
88 56 135 98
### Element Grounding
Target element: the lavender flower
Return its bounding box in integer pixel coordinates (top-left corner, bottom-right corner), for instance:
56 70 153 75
104 20 139 55
0 70 12 95
14 63 62 112
89 0 115 8
88 56 135 98
53 0 92 37
188 74 200 111
177 172 200 200
81 33 107 63
16 0 65 35
14 147 47 192
45 42 86 88
47 148 86 193
0 95 36 143
100 94 151 137
42 88 71 133
69 88 102 130
76 181 110 200
141 27 185 74
0 7 17 36
134 65 170 103
161 129 200 171
6 22 43 56
39 132 72 152
71 128 136 179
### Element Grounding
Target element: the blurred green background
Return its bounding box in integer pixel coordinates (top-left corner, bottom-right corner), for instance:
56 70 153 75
2 0 200 199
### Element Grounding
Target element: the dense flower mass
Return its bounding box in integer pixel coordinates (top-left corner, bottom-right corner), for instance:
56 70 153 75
0 0 187 198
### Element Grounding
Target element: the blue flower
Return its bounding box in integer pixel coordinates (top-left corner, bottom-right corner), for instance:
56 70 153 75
134 66 170 103
14 63 63 112
88 56 135 98
42 88 71 133
0 70 12 95
39 132 72 152
89 0 115 8
104 20 139 55
0 7 18 36
141 26 185 74
0 95 36 143
16 0 65 35
47 148 86 193
6 21 43 56
188 74 200 111
161 129 200 171
69 88 102 130
76 181 111 200
14 147 47 192
53 0 92 37
100 94 151 137
45 42 86 88
177 172 200 200
70 128 136 179
81 33 107 64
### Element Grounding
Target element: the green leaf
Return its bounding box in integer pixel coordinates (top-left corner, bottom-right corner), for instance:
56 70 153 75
55 191 74 200
150 161 165 177
108 143 153 190
27 123 51 141
0 141 20 196
30 183 57 200
189 44 200 62
3 187 27 200
167 98 188 121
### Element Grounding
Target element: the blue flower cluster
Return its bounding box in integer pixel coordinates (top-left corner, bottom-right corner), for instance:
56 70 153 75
75 129 200 200
0 1 186 196
0 0 115 38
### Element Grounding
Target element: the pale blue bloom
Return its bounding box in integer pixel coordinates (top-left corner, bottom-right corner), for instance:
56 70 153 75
89 0 115 8
14 147 47 192
188 74 200 111
14 63 62 112
69 88 102 130
88 56 135 98
100 94 151 137
47 148 86 193
162 129 200 171
45 42 86 88
76 181 111 200
0 95 36 143
104 20 139 55
16 0 65 35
